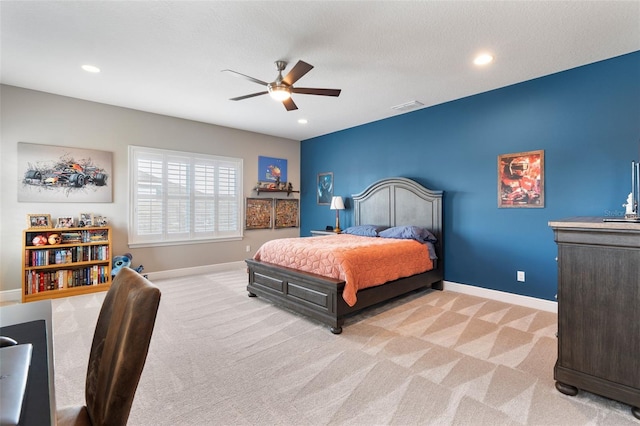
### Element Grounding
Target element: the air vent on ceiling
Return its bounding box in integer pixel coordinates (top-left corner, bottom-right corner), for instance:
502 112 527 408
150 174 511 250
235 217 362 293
391 100 424 113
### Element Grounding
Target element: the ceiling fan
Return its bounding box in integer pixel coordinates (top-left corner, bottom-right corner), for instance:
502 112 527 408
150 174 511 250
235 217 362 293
222 60 341 111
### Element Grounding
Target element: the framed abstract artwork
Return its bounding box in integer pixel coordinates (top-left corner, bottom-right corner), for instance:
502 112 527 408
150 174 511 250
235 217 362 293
498 150 544 208
18 142 113 203
274 198 299 228
245 198 273 230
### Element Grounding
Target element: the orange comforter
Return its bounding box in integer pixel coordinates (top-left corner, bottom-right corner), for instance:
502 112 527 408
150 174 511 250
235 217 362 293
253 234 433 307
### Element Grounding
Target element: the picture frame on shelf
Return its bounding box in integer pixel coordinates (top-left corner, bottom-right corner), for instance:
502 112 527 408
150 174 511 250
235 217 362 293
498 150 545 208
93 216 108 226
79 212 93 227
27 214 52 229
56 216 75 228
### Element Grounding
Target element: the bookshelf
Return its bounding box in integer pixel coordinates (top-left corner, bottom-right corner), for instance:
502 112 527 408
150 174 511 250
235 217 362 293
22 226 112 303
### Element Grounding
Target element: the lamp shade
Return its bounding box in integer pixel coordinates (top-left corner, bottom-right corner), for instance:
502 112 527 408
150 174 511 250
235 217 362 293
330 196 345 210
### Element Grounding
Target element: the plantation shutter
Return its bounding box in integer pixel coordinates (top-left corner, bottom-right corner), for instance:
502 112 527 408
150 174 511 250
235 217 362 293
129 146 243 246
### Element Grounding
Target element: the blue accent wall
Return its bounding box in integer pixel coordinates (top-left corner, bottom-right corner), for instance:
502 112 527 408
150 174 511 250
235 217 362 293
300 52 640 301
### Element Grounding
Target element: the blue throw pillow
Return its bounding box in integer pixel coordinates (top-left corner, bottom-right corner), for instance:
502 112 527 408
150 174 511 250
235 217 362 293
378 225 438 243
342 225 388 237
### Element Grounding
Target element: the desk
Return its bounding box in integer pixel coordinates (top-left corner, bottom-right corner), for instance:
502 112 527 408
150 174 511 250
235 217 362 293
0 301 55 425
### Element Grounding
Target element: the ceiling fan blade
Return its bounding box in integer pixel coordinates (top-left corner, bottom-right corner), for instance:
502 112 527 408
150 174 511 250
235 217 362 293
221 69 269 87
230 91 268 101
282 60 314 86
282 97 298 111
292 88 341 97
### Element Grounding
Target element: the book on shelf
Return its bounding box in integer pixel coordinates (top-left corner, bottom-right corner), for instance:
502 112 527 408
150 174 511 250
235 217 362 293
25 265 109 294
60 232 82 244
26 245 109 267
88 229 109 242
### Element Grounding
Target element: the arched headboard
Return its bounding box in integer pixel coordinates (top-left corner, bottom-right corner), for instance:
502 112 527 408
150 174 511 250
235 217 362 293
352 177 443 242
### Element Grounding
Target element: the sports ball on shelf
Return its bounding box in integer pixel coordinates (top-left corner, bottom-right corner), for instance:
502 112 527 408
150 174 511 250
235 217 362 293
32 234 48 246
48 233 61 245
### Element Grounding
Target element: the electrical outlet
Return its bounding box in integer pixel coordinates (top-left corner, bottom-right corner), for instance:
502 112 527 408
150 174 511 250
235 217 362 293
245 245 251 252
517 271 525 282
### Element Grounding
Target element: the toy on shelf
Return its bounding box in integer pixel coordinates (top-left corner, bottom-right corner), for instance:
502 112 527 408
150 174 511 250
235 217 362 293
32 234 48 246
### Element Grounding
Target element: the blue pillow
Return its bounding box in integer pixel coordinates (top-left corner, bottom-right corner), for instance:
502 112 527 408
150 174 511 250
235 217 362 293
378 225 438 243
342 225 388 237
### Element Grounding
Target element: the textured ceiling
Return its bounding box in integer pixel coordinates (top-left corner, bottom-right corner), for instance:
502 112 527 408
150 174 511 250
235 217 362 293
1 1 639 141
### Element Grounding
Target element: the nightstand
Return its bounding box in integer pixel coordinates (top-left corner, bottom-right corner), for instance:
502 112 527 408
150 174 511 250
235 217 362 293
310 230 340 236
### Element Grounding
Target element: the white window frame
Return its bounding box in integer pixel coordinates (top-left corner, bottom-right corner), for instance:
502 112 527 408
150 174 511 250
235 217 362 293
128 145 243 247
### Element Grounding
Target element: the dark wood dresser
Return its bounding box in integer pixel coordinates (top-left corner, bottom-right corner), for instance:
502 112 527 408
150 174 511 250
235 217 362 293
549 217 640 419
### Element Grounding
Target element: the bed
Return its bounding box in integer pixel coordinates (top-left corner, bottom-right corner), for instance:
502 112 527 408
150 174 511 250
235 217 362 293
246 177 444 334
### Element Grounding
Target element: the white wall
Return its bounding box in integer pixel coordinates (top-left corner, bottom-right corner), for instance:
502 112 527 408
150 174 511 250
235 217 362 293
0 85 301 293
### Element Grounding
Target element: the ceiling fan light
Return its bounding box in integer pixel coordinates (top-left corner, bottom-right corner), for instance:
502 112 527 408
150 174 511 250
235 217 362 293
269 86 291 101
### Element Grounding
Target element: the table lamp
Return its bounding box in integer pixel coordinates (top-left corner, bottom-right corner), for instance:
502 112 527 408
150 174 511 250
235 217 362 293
330 196 345 233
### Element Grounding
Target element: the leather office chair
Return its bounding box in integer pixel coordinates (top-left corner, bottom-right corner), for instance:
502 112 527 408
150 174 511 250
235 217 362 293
57 268 161 426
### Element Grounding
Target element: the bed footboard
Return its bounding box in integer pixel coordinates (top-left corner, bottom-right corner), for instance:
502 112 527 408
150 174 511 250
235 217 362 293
246 258 443 334
246 258 346 333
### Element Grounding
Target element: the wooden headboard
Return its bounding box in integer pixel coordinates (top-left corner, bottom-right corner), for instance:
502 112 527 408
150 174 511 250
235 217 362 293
352 177 443 242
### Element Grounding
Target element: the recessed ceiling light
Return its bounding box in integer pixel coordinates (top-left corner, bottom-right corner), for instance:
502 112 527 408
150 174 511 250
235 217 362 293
391 100 424 112
81 64 101 73
473 54 494 66
298 119 308 124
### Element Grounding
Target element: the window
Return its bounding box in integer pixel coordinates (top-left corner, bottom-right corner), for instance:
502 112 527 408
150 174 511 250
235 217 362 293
129 146 243 246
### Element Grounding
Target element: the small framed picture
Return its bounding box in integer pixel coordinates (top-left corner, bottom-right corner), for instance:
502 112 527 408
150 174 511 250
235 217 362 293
79 212 93 227
27 214 52 229
56 216 75 228
317 172 333 205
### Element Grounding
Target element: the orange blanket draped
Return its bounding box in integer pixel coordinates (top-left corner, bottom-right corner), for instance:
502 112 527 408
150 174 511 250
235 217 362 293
253 234 433 307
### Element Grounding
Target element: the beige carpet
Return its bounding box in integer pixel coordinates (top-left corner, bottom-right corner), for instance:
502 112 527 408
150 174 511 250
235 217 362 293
52 266 637 425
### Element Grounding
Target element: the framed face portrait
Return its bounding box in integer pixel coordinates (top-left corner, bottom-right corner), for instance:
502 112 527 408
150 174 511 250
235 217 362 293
498 150 544 208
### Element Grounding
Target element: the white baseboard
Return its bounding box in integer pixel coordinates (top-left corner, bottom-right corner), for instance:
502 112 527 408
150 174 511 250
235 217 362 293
0 289 22 304
443 280 557 313
146 267 558 313
145 261 246 281
0 262 247 304
2 267 557 314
